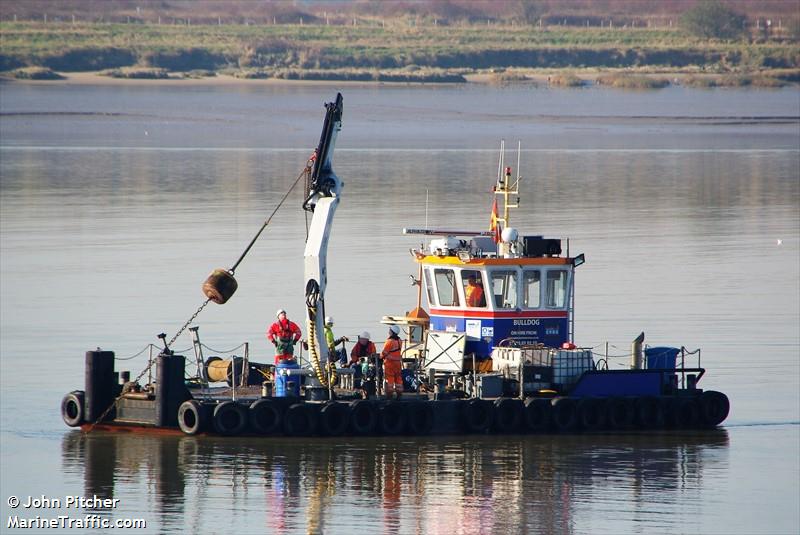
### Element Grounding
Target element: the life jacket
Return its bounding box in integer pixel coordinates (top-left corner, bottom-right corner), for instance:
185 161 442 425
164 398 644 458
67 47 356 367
351 341 376 358
381 336 402 363
466 283 485 307
270 319 299 341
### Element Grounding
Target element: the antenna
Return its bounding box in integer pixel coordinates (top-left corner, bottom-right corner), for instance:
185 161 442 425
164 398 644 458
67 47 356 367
496 139 505 184
425 189 429 230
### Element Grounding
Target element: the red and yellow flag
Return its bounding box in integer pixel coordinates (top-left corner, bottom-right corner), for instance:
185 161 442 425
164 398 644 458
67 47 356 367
490 198 501 243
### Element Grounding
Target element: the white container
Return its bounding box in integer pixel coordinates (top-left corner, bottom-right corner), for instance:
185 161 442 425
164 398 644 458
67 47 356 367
552 349 594 386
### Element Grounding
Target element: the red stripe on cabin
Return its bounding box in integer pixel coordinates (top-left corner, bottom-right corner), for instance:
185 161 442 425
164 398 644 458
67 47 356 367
429 308 568 318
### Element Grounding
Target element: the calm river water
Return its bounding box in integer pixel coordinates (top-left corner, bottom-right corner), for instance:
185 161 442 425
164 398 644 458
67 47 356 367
1 82 798 534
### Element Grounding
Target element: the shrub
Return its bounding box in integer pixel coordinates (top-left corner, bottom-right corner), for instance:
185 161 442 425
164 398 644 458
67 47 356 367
43 47 136 71
680 0 746 40
103 67 170 79
548 73 583 87
11 67 64 80
596 73 669 89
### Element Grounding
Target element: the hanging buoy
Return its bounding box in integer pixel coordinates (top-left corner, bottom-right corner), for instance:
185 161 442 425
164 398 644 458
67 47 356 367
203 268 238 304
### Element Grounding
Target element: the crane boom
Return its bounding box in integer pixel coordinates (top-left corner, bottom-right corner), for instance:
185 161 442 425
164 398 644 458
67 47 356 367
303 94 343 377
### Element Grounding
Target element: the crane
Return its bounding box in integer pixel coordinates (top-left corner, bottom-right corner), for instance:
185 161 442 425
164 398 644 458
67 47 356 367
302 93 344 386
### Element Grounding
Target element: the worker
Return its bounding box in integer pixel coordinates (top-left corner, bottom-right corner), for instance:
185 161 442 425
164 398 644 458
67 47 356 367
346 331 376 390
266 309 302 364
465 275 486 307
349 331 377 366
380 325 404 399
323 316 348 364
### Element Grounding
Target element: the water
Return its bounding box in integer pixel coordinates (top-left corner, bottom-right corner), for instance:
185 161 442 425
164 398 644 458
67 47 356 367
1 82 798 534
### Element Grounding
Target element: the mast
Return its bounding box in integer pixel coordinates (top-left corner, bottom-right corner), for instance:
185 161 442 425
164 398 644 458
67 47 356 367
493 141 521 256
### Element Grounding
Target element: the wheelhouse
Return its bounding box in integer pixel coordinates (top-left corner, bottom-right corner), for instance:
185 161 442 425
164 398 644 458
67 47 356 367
406 233 583 359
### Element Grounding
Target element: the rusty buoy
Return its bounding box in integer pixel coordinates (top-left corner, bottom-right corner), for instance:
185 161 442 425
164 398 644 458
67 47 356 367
203 268 238 304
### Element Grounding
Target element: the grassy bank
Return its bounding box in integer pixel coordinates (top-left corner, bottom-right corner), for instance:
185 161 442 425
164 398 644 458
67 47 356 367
1 21 798 82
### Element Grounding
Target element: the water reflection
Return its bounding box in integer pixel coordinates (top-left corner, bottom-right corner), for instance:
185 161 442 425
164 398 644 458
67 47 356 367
61 430 728 534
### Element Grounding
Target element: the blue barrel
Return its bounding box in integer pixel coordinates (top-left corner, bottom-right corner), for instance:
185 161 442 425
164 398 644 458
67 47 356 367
402 368 417 392
275 360 301 397
645 347 679 369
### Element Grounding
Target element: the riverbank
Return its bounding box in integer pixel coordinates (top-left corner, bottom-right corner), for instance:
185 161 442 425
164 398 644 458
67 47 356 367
2 21 798 77
2 68 798 90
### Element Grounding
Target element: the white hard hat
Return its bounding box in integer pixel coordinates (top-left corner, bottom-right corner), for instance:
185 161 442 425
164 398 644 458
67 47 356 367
325 316 334 325
276 309 286 317
389 325 401 335
359 331 371 340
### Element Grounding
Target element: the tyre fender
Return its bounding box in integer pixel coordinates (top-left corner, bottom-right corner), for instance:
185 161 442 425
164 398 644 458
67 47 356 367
378 401 407 435
462 398 494 433
283 403 317 436
61 391 85 427
213 400 248 435
493 398 524 433
349 399 377 435
523 397 551 432
407 401 434 435
249 398 282 435
178 400 209 435
319 401 350 436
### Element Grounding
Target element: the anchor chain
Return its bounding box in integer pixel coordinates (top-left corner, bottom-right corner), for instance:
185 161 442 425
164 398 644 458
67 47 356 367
167 298 211 349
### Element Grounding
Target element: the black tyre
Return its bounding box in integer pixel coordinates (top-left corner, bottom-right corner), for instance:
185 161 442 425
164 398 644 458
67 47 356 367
378 401 408 435
213 401 248 435
523 398 551 432
61 391 85 427
699 390 730 427
349 400 377 435
577 398 606 431
462 398 494 433
319 401 350 436
551 397 578 432
634 396 664 429
178 400 209 435
606 397 635 430
250 398 282 435
283 403 317 436
670 397 700 428
493 398 524 433
407 401 434 435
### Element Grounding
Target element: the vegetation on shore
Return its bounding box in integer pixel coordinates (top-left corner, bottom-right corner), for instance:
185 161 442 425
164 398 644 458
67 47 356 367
1 0 797 87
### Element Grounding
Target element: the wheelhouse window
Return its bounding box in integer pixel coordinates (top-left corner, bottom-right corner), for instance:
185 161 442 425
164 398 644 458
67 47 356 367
490 270 517 309
461 269 486 308
434 268 460 307
523 269 541 309
423 267 436 306
545 270 569 309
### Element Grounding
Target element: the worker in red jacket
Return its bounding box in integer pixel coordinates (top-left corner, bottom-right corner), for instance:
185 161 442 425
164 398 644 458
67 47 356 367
381 325 404 399
266 309 302 364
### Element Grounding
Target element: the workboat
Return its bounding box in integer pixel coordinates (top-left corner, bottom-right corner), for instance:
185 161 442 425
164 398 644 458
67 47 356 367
60 94 730 437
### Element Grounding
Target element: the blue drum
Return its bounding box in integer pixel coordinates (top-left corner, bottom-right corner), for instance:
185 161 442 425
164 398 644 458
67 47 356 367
275 359 301 397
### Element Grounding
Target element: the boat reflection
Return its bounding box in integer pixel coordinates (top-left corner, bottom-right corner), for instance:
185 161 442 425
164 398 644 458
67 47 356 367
62 430 729 534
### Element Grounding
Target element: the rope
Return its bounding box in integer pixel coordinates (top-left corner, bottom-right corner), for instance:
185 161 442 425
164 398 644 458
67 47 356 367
114 344 154 361
200 342 247 354
229 162 312 274
306 307 328 387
